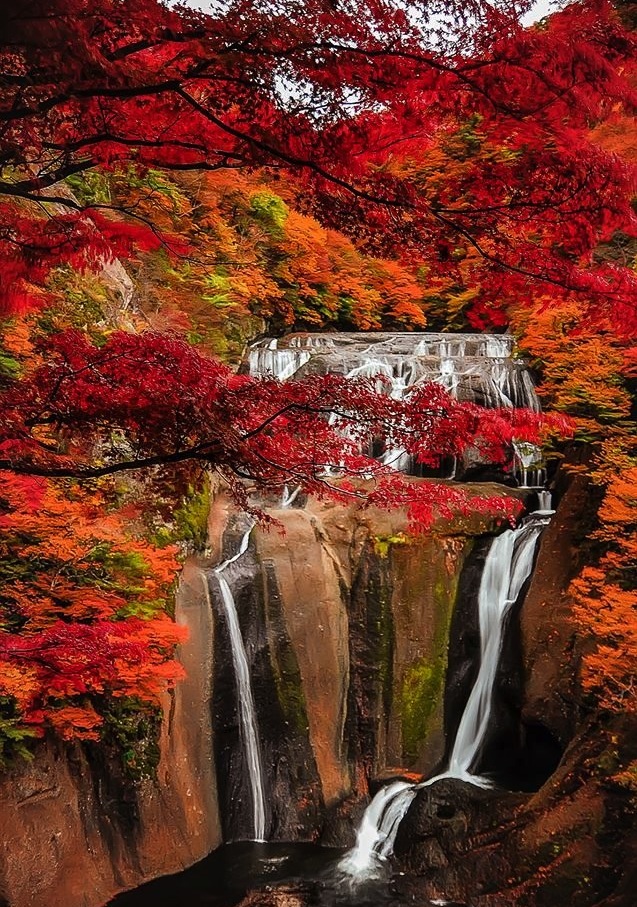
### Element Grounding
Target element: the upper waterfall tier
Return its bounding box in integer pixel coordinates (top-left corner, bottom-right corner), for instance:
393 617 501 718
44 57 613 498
245 333 539 412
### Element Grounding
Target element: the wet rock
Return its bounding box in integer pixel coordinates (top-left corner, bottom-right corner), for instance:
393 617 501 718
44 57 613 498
370 769 423 794
393 778 526 901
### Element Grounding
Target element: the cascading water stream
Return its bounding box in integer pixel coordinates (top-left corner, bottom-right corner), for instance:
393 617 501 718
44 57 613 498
339 514 549 881
209 523 267 842
247 333 541 482
281 484 301 508
446 518 546 781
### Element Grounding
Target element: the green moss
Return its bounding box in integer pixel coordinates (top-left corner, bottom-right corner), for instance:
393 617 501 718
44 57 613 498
100 697 161 780
264 574 309 735
376 580 394 712
173 484 211 550
400 540 470 763
597 746 621 775
374 532 409 559
270 642 308 735
401 656 444 762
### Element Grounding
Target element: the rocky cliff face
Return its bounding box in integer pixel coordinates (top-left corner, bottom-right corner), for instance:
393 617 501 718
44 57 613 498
0 481 523 907
0 558 222 907
205 483 523 846
393 472 636 907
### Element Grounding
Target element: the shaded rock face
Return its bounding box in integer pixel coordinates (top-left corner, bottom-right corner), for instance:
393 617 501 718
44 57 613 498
520 471 595 743
209 518 323 843
387 467 636 907
394 778 527 903
0 480 526 906
208 489 496 847
218 486 522 846
0 558 222 907
393 722 636 907
3 481 531 907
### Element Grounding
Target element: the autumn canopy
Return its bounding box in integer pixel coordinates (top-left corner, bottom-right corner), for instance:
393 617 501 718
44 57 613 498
0 0 635 756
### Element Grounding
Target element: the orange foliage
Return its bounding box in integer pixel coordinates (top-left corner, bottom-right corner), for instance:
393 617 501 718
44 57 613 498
513 299 633 440
508 291 637 717
0 471 186 744
571 467 637 713
102 168 428 358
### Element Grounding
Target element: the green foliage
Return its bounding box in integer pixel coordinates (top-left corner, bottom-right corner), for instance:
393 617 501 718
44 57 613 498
249 191 289 233
100 697 162 780
65 170 112 206
89 544 150 579
117 166 190 212
153 483 211 551
202 272 234 307
0 699 37 768
0 349 21 383
442 115 484 160
173 484 211 550
41 268 111 336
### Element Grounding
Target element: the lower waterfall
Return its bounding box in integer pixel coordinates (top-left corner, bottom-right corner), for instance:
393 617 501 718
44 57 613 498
209 524 267 842
339 513 549 880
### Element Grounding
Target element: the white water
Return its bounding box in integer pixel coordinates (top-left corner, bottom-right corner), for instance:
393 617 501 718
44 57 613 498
248 333 539 413
513 440 545 488
446 519 546 780
340 516 548 880
537 490 554 514
281 484 301 508
248 334 540 480
213 524 267 841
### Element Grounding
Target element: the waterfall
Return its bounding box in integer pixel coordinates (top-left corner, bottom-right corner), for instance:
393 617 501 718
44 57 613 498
247 333 540 417
281 484 301 508
339 515 548 880
537 490 554 514
211 524 267 842
446 519 546 781
247 338 311 380
513 440 546 488
246 332 541 481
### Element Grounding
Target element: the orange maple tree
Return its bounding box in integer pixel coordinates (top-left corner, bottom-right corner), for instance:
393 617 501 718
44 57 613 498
0 471 185 764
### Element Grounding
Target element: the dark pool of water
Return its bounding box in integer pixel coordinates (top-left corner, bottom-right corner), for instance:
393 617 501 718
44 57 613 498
107 842 338 907
106 842 437 907
107 842 452 907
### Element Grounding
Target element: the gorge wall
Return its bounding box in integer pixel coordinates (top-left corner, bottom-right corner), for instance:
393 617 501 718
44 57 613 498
0 556 222 907
0 480 535 907
392 470 636 907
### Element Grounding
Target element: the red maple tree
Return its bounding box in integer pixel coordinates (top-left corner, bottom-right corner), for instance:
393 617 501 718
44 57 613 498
1 0 636 328
0 0 633 760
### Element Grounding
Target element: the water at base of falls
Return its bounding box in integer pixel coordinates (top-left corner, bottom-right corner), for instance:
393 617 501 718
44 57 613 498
106 841 450 907
106 842 344 907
